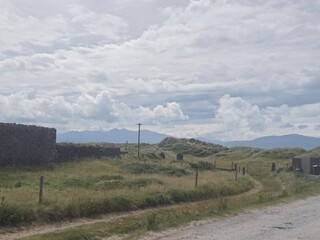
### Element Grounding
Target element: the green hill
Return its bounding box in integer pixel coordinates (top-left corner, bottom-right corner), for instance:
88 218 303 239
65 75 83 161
158 137 228 157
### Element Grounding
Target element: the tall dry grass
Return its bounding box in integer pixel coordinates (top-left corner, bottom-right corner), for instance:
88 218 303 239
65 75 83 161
0 155 253 226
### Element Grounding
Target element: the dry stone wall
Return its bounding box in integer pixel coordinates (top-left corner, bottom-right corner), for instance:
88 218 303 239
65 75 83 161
56 143 120 162
0 123 56 166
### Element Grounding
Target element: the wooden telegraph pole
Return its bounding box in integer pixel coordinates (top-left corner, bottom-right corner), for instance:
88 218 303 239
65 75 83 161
137 123 142 158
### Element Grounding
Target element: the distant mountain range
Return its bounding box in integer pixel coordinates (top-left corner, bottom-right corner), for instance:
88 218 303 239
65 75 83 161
207 134 320 150
57 129 320 150
57 128 170 144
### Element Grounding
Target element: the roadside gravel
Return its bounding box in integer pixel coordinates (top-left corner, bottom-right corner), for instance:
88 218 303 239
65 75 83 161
139 195 320 240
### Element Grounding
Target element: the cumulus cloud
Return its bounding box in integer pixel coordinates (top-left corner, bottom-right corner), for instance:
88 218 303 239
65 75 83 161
0 0 319 139
0 90 188 130
0 1 129 58
212 95 266 139
209 95 320 140
135 102 189 123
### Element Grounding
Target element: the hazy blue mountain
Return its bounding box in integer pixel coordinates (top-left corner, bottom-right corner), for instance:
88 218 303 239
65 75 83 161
58 130 320 150
57 128 170 144
205 134 320 150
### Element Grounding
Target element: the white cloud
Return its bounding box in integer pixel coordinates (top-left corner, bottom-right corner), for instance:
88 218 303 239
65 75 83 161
0 90 188 130
209 95 320 140
135 102 189 123
0 1 129 58
67 4 129 42
0 0 319 139
212 95 266 140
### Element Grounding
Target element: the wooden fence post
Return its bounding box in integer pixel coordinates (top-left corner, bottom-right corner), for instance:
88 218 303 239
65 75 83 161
271 162 276 172
39 176 44 204
195 168 199 188
235 163 238 181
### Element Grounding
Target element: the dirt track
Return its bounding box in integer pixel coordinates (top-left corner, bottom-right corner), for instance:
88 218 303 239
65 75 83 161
139 195 320 240
0 178 261 240
0 211 143 240
1 180 317 240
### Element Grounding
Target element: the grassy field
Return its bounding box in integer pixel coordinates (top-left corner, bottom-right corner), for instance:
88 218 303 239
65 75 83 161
0 141 253 227
1 138 320 239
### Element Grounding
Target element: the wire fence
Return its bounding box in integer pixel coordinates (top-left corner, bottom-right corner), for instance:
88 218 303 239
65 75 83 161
213 161 290 178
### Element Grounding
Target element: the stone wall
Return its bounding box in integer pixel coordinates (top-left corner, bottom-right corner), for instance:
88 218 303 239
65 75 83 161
0 123 56 166
56 143 121 162
0 122 121 166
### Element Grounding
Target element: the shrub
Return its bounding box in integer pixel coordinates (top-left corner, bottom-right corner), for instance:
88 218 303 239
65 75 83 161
124 163 190 177
146 213 158 230
159 152 166 159
277 167 284 174
176 153 184 161
0 201 35 226
190 161 215 170
218 196 228 210
125 179 163 189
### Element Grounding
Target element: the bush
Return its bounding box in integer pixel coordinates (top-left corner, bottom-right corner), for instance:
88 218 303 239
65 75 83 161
218 196 228 210
159 152 166 159
277 167 284 174
125 179 163 189
124 163 190 177
190 161 215 170
146 213 158 230
176 153 183 161
0 201 35 226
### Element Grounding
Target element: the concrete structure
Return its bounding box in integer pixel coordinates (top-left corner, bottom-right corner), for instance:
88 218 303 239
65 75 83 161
292 157 320 175
0 123 56 166
0 122 121 167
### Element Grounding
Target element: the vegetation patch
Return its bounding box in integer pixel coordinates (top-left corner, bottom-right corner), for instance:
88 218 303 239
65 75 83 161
3 138 318 235
255 148 306 159
159 137 227 157
23 175 319 240
124 179 163 189
190 161 215 170
124 162 190 177
0 175 253 226
60 175 124 189
58 175 163 191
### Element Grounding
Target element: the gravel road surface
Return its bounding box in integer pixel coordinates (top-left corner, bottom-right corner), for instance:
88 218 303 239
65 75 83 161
139 195 320 240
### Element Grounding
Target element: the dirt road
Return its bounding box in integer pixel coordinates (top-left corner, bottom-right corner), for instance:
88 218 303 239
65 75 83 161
139 195 320 240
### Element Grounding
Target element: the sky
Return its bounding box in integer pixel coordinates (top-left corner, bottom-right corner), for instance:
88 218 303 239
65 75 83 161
0 0 319 141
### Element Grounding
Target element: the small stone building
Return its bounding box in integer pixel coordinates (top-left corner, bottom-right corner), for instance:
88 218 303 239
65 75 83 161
0 122 56 166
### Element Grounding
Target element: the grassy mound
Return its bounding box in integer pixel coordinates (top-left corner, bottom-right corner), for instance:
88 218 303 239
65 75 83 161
254 148 306 159
159 137 228 157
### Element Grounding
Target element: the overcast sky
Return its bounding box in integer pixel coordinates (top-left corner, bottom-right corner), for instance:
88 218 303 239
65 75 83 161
1 0 319 140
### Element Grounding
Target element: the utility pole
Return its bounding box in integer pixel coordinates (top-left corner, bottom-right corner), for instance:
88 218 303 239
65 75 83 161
137 123 142 158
